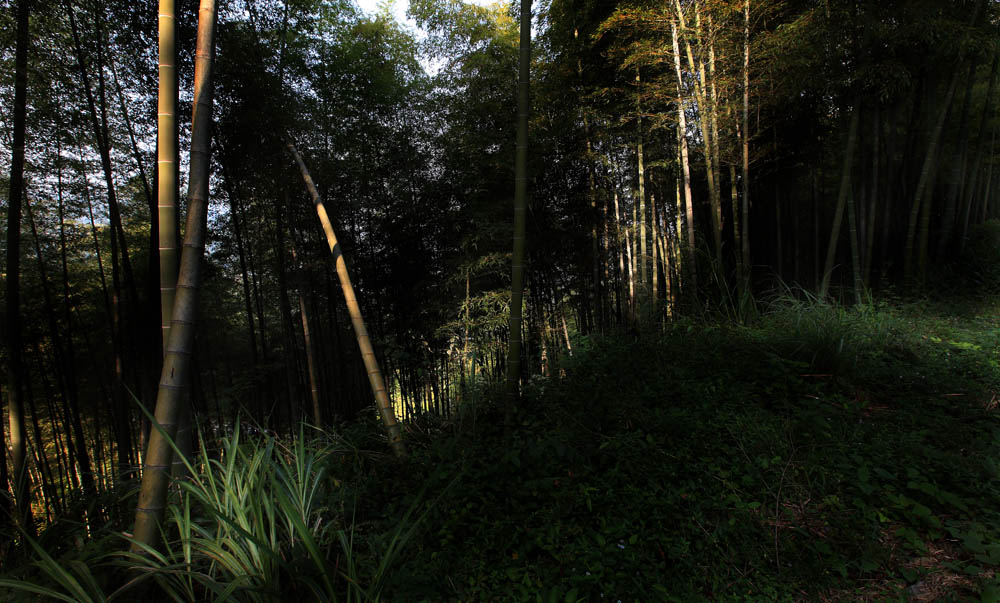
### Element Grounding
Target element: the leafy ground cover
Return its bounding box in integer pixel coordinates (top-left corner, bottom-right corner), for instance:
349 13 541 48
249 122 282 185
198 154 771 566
3 295 1000 601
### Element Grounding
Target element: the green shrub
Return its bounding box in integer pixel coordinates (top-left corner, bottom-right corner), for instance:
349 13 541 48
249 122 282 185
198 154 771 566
750 295 911 380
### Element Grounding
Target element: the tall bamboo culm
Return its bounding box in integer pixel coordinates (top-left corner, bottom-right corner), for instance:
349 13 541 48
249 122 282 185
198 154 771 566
131 0 217 552
5 0 35 535
505 0 532 431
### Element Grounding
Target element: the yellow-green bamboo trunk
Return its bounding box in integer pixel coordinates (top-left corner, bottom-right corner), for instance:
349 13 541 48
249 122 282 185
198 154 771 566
707 13 724 268
157 0 190 481
157 0 178 355
132 0 216 552
286 141 406 457
672 20 697 298
676 0 722 266
290 236 322 426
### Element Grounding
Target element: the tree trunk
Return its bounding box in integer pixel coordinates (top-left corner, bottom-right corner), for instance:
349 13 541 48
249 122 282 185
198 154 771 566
56 152 99 517
275 192 300 430
25 195 92 516
24 352 58 521
730 163 741 276
132 0 217 552
300 295 322 426
938 60 977 256
960 51 999 252
578 44 601 333
707 12 724 266
676 0 722 265
980 141 996 221
631 196 638 312
6 0 35 535
156 0 192 482
904 67 960 284
613 190 631 318
286 141 406 457
1 385 7 532
846 186 863 304
323 267 345 418
220 152 259 367
636 70 648 307
656 198 672 312
864 103 879 284
66 0 137 482
819 106 861 299
505 0 532 432
880 115 896 272
741 0 751 283
652 193 659 308
80 160 112 322
775 190 783 279
672 20 697 299
289 222 322 426
158 0 179 357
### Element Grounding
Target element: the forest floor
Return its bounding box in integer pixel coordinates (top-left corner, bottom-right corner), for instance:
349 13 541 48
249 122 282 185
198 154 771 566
3 294 1000 602
361 294 1000 601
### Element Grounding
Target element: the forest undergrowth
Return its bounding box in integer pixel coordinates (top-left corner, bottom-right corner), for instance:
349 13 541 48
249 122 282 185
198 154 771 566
3 294 1000 602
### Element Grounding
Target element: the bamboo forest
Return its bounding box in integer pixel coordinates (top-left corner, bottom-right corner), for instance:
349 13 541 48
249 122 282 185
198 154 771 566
3 0 1000 599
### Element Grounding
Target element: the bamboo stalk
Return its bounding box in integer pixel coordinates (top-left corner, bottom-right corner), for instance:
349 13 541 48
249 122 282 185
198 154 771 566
286 140 406 457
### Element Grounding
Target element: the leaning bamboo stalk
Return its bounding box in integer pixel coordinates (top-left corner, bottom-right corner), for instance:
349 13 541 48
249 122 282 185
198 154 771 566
286 140 406 458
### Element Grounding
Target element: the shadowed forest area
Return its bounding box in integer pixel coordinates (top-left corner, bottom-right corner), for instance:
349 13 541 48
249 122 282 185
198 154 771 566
1 0 1000 600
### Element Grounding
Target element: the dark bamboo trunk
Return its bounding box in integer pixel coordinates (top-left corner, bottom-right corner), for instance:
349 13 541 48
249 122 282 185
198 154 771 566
5 0 35 534
960 51 999 252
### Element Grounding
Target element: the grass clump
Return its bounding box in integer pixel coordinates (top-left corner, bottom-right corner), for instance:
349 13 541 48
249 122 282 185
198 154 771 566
122 425 341 600
750 294 914 380
1 424 432 602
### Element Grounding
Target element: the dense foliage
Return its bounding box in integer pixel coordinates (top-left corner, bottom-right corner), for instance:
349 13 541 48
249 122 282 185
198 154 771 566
1 0 1000 598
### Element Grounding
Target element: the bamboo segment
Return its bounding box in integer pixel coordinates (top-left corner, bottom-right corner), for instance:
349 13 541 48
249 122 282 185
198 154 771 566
286 140 406 458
